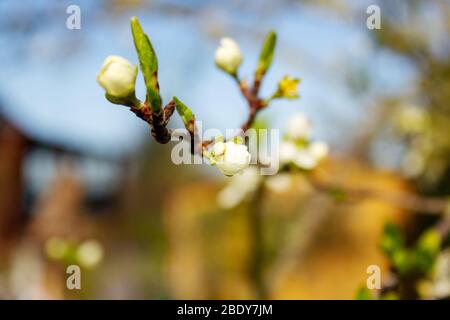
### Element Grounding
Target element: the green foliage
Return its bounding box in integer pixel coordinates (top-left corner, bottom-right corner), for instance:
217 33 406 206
380 292 399 300
173 96 195 133
380 223 404 258
354 286 399 300
380 223 441 277
415 229 441 273
354 286 374 300
255 31 277 80
46 238 79 266
391 249 415 275
130 16 162 111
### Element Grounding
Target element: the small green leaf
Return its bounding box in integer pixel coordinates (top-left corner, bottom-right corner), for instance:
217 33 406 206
354 286 374 300
255 31 277 80
380 292 399 300
416 229 441 255
392 249 415 275
415 229 441 273
173 96 195 133
130 16 161 111
380 223 404 258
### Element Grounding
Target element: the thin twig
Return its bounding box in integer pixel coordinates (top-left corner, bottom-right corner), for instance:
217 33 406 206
309 176 448 215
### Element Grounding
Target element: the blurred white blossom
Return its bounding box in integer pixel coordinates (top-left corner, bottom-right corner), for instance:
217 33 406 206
294 149 318 169
431 249 450 299
279 113 329 170
285 113 312 140
215 38 242 75
217 167 261 209
279 141 298 164
265 173 292 193
77 240 104 269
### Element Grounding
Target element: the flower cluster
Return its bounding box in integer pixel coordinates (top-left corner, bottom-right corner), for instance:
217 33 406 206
279 113 329 170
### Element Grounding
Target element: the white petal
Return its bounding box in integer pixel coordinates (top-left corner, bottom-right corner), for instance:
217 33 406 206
309 141 329 160
265 174 292 193
294 150 317 169
286 114 312 140
279 141 298 164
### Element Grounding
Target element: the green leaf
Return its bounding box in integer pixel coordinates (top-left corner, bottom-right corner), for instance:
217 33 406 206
173 96 195 132
380 222 404 258
415 229 441 273
130 16 161 111
380 292 399 300
255 31 277 80
354 286 374 300
392 249 415 275
416 229 441 255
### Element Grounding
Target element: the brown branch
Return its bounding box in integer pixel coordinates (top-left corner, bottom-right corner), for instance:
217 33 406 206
309 177 448 216
130 101 174 144
193 75 267 154
238 78 266 132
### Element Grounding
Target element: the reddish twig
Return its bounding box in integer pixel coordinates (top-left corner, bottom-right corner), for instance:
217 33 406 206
130 101 174 144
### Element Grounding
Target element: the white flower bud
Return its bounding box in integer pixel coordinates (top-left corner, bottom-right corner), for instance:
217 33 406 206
215 141 251 176
97 55 138 98
215 38 243 75
286 114 312 140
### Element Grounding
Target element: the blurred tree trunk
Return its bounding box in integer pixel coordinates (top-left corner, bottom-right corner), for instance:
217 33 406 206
0 121 29 265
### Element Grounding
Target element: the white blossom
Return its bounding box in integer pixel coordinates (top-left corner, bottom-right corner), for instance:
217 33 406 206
215 38 243 75
285 113 312 140
265 174 292 193
279 141 298 165
309 141 329 160
77 240 104 269
294 149 317 169
217 167 261 209
432 249 450 299
280 113 329 170
97 55 138 98
214 141 251 176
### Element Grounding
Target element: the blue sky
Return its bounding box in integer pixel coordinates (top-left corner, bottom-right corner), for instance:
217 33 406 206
0 0 415 159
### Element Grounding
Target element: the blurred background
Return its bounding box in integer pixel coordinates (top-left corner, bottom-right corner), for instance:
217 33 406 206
0 0 449 299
